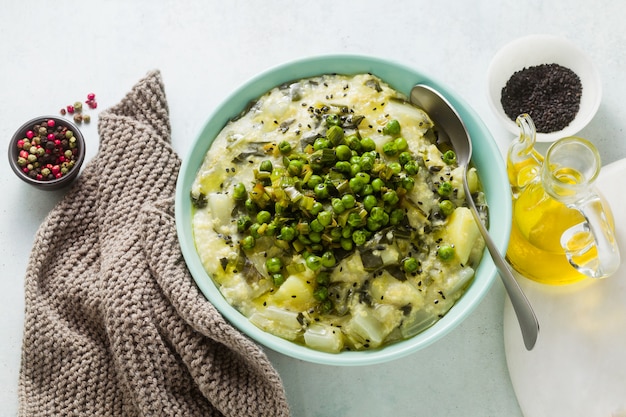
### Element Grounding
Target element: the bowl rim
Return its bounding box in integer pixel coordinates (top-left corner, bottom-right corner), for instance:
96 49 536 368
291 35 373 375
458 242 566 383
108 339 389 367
8 115 86 188
175 54 511 366
486 34 602 142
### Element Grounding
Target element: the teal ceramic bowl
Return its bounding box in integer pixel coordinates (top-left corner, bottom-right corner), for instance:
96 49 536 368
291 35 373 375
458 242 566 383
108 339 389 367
175 55 511 366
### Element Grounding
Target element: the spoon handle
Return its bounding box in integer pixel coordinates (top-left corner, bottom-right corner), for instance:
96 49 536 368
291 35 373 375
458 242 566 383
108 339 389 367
463 177 540 350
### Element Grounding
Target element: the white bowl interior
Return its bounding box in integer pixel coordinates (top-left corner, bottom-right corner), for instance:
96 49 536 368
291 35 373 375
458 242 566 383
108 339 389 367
487 34 602 142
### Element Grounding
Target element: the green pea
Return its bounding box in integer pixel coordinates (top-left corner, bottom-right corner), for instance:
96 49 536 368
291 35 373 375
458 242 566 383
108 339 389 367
383 141 398 156
371 178 385 193
241 235 256 250
382 119 401 135
335 144 352 161
389 208 405 225
245 198 257 213
249 223 262 238
335 160 351 174
259 160 273 172
256 210 272 224
279 226 296 241
382 190 399 206
310 219 325 233
348 177 365 193
313 286 329 301
363 195 377 212
347 212 363 228
366 216 382 232
361 184 374 196
306 255 322 271
352 230 368 246
316 272 331 286
394 137 408 152
314 137 331 150
310 201 323 216
442 150 457 165
237 215 252 232
341 226 353 239
321 251 336 268
388 162 402 175
439 200 455 216
317 210 333 226
370 206 385 221
265 257 283 274
331 198 346 214
402 257 419 273
404 161 419 175
340 238 353 251
398 151 413 166
355 172 370 184
314 183 330 199
272 273 285 286
401 176 415 191
288 159 304 176
346 135 362 152
438 244 455 261
359 155 374 171
309 231 322 243
326 114 340 126
360 137 376 152
233 183 247 200
438 181 453 197
278 140 292 154
341 193 356 209
307 174 323 189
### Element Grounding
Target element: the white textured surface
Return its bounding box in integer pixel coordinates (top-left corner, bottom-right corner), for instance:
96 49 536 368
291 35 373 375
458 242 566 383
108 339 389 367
2 1 625 416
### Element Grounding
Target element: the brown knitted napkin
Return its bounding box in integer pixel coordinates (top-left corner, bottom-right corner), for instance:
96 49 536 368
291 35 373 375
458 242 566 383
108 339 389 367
18 70 291 417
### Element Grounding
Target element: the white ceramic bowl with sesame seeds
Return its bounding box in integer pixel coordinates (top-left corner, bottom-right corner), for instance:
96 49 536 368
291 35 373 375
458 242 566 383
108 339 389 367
487 34 602 142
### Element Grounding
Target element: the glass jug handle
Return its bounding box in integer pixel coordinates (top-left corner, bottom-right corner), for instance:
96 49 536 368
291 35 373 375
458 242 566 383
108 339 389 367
542 137 621 279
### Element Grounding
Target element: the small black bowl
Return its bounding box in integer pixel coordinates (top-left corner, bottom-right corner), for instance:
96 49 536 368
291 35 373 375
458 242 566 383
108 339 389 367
8 116 86 190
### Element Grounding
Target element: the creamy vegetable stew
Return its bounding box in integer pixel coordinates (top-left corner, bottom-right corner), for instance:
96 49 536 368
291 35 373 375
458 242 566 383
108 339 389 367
190 73 487 352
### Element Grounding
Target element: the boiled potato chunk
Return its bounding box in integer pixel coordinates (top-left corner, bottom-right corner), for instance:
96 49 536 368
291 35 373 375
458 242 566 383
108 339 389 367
270 274 316 311
304 323 344 353
370 271 424 308
443 207 480 265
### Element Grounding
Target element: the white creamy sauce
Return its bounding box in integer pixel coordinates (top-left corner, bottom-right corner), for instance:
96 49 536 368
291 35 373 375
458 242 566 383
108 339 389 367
191 74 486 352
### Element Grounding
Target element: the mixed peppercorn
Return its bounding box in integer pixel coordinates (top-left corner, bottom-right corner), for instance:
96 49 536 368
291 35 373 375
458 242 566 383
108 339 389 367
14 119 80 181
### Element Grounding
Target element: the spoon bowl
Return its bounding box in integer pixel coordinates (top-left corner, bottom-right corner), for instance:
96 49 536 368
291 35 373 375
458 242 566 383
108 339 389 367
410 84 540 350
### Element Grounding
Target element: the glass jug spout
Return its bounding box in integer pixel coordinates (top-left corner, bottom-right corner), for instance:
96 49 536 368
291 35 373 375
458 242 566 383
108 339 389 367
507 114 544 198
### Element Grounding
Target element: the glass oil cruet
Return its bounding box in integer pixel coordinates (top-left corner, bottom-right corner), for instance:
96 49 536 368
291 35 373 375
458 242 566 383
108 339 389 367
506 114 620 285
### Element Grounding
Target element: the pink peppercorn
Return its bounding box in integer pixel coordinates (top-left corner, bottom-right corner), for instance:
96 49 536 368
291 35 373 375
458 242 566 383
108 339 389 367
17 139 24 148
67 105 75 114
47 119 55 127
87 93 95 100
26 130 34 139
47 133 55 141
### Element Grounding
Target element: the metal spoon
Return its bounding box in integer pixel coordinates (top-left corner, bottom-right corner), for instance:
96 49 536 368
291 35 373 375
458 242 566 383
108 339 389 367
410 84 539 350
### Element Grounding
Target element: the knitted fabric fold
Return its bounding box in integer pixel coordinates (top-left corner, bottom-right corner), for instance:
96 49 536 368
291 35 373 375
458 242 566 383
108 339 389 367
18 70 291 417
